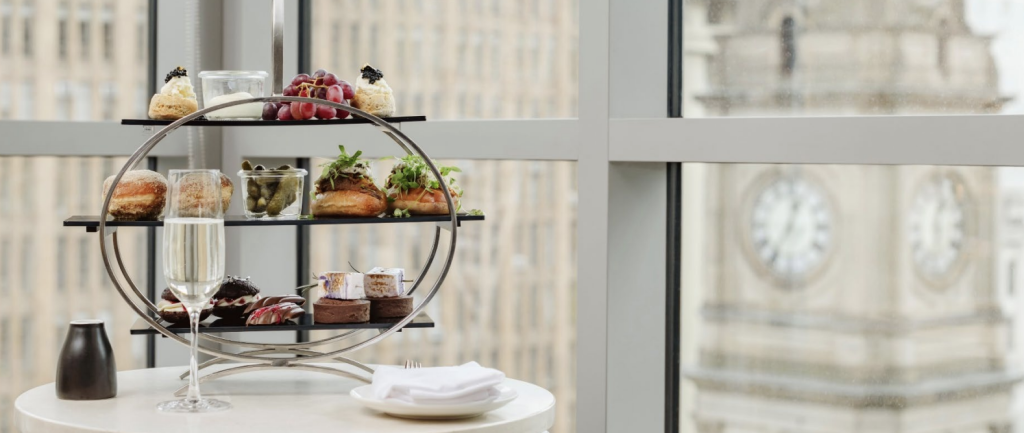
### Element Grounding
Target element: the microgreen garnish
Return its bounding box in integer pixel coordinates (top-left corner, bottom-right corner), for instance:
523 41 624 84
393 208 411 218
384 155 462 197
468 209 484 216
318 145 370 190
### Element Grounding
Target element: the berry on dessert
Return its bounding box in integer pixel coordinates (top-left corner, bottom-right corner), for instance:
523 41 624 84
310 146 388 217
212 276 262 319
351 64 395 117
148 67 199 120
156 288 213 324
385 155 462 215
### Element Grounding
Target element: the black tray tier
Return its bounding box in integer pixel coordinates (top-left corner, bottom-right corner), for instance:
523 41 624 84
65 213 483 231
130 311 434 335
121 115 425 127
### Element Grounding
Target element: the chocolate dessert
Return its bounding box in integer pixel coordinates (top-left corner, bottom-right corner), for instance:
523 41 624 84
245 302 305 326
213 276 261 319
369 296 413 320
156 288 212 324
313 298 370 324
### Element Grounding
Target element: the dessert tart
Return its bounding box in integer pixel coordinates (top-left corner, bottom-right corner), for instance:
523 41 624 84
310 146 388 217
212 276 262 320
351 64 395 117
101 170 168 221
156 288 213 324
385 156 462 215
369 296 413 320
148 67 199 120
314 299 370 324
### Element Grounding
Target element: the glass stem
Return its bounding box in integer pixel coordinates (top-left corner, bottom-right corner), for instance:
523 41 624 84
186 307 202 404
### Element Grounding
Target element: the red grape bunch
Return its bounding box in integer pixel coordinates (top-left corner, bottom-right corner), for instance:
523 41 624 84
262 68 357 121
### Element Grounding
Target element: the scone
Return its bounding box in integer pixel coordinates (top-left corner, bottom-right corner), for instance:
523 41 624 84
351 64 395 117
149 67 199 120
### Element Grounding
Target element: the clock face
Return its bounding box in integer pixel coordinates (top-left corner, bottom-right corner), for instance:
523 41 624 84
748 175 834 284
908 172 969 285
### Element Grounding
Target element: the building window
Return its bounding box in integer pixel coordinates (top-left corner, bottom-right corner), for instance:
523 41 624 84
938 18 950 78
780 16 796 76
101 5 112 60
79 5 91 60
21 3 31 57
1 2 11 56
58 2 68 59
0 83 10 118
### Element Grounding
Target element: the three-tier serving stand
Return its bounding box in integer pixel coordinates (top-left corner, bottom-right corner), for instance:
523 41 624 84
63 0 482 396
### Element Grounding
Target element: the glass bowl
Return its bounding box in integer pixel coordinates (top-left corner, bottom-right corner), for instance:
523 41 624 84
198 71 268 119
237 168 307 219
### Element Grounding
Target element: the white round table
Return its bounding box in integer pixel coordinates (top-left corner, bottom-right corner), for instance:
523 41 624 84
15 364 555 433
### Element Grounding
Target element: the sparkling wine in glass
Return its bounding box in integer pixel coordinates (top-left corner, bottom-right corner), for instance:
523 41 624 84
157 170 231 413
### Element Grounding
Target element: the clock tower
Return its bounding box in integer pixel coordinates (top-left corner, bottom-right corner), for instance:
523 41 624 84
684 1 1020 432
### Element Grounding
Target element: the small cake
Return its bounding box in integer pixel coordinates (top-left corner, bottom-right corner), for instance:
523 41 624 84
102 170 168 221
212 276 261 319
364 267 405 298
149 67 199 120
156 288 213 324
350 64 395 117
318 272 365 300
370 296 413 320
246 302 305 326
314 298 370 324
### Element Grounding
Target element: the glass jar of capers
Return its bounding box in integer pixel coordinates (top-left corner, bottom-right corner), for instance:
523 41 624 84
238 161 307 219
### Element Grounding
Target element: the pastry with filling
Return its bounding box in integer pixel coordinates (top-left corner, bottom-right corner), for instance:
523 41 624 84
148 67 199 120
385 155 462 215
351 64 395 117
212 276 261 319
156 288 213 324
102 170 168 221
310 146 387 217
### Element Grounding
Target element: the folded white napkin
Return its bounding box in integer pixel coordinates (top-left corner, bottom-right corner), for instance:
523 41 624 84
371 362 506 405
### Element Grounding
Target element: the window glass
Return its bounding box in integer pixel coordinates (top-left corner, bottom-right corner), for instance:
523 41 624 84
680 163 1024 432
683 0 1024 117
0 0 149 121
309 0 578 119
309 159 578 433
0 156 147 433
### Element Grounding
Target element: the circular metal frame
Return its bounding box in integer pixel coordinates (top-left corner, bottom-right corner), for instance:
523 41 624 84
100 96 458 363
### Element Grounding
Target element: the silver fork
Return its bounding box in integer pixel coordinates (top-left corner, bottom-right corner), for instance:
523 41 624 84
404 359 422 369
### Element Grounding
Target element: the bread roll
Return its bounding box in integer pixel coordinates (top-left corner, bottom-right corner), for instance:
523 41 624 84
388 187 460 215
311 176 387 217
176 172 233 217
101 170 168 220
312 190 388 217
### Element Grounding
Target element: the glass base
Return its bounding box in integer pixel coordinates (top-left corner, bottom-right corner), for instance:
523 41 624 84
156 398 232 413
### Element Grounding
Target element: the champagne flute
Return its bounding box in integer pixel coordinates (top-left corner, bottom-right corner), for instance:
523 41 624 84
156 170 231 413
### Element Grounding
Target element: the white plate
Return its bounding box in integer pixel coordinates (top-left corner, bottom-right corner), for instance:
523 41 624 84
350 384 519 420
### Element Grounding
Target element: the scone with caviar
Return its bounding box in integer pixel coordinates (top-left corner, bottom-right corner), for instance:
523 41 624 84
157 288 213 324
385 155 462 215
149 67 199 120
310 146 388 217
212 276 262 320
351 64 395 117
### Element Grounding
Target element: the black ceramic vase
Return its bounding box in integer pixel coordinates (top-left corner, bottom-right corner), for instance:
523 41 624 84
56 320 117 400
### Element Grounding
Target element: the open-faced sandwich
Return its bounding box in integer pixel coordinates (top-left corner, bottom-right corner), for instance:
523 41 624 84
385 155 462 216
310 146 388 217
